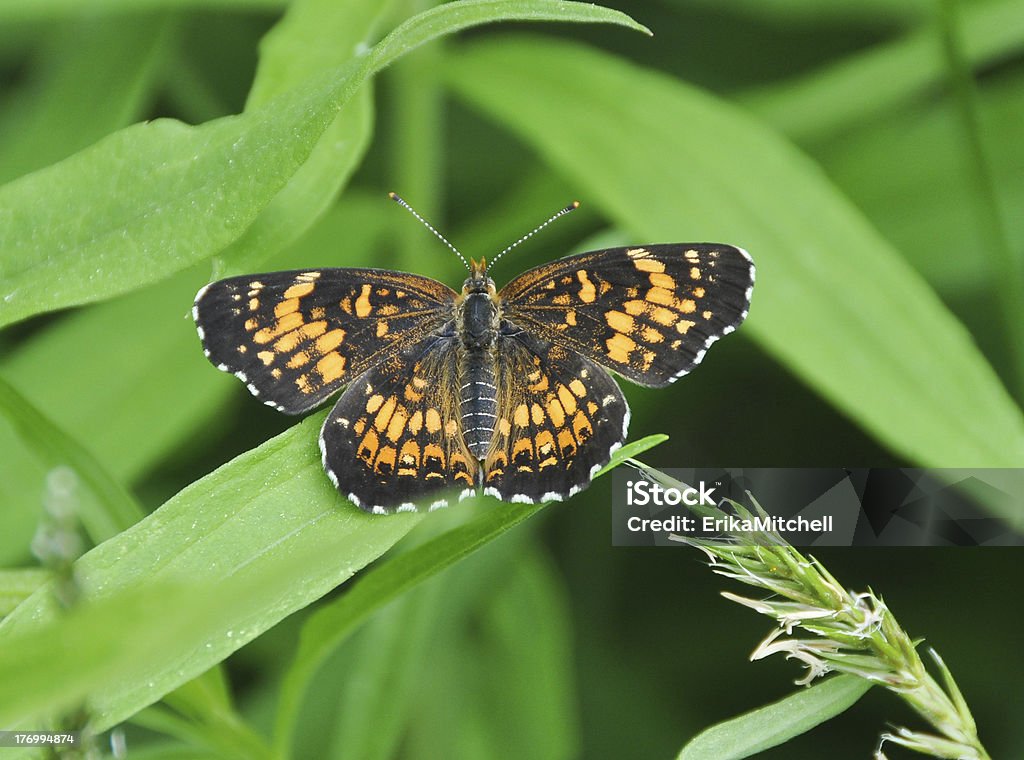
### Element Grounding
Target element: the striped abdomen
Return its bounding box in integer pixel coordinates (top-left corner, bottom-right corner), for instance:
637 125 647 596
461 351 498 459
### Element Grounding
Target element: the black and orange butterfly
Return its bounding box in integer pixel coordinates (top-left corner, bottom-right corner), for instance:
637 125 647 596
193 196 754 513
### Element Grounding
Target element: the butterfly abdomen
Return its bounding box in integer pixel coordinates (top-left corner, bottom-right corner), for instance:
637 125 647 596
460 351 498 460
458 288 500 460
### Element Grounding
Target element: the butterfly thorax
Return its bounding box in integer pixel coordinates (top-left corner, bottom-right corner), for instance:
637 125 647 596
458 258 500 462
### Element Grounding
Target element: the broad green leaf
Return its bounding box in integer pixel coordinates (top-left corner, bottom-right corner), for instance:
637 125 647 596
677 675 872 759
215 0 395 274
272 434 666 754
0 401 659 737
445 37 1024 467
0 15 173 184
0 0 648 327
0 412 421 730
0 583 244 729
0 569 48 616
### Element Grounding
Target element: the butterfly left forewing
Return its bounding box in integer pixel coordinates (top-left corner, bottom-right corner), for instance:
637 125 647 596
499 244 754 387
194 268 456 413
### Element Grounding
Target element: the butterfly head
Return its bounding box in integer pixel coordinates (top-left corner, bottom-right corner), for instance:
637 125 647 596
463 258 496 296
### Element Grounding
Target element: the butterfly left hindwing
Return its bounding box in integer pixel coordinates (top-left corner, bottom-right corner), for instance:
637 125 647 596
320 333 479 513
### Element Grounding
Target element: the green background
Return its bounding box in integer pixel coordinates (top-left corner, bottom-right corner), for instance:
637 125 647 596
0 0 1021 757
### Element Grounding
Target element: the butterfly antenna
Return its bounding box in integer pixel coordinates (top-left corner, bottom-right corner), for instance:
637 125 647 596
487 201 581 273
388 192 470 271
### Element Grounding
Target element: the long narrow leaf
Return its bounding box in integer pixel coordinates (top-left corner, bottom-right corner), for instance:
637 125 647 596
677 675 872 760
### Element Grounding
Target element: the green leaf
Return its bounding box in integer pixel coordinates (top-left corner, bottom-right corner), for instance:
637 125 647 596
0 569 48 617
0 402 659 735
0 412 421 731
272 434 666 754
741 0 1024 141
445 37 1024 467
0 0 648 327
677 675 872 759
0 375 145 543
0 267 234 484
0 583 239 729
215 0 391 275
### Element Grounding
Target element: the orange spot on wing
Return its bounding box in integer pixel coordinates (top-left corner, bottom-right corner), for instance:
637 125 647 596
274 298 300 317
605 310 634 333
546 398 565 427
374 396 398 432
646 287 675 306
557 385 578 414
649 272 675 289
357 428 380 462
641 326 664 343
386 408 408 442
633 257 665 273
355 284 372 317
576 270 597 303
284 282 315 299
606 333 637 364
316 352 346 384
273 321 327 352
651 307 676 326
316 329 346 354
254 312 303 344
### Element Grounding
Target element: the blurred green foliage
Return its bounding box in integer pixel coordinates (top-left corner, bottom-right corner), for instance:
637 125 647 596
0 0 1021 758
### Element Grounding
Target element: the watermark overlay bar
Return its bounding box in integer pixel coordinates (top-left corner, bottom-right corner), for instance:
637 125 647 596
612 467 1024 547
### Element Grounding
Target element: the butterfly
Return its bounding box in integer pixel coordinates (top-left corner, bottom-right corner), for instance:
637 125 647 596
193 196 754 513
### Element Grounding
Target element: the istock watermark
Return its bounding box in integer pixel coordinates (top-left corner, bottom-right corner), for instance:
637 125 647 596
611 467 1023 547
624 478 718 507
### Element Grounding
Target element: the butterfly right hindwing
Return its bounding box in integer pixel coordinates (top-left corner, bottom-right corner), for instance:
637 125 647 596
482 330 629 503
